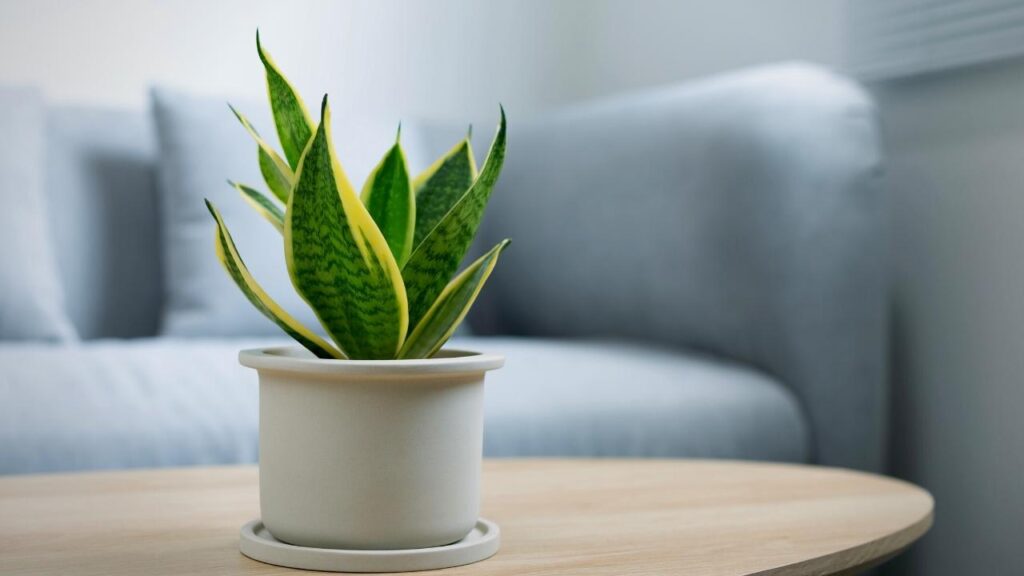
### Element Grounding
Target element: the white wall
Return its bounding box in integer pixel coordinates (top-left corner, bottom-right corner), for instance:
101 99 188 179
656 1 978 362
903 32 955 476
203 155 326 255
874 59 1024 575
0 0 844 125
0 0 571 125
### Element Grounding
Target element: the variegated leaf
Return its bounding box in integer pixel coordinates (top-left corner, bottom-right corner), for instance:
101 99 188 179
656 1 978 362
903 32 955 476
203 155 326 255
206 200 344 359
361 136 415 266
259 148 292 203
399 239 510 359
229 103 294 203
412 138 477 248
229 180 283 232
285 96 408 359
402 108 507 329
257 31 315 170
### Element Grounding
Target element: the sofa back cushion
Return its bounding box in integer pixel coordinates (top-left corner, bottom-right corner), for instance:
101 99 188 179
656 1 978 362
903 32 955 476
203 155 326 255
0 87 78 341
477 63 888 470
481 64 882 352
43 93 474 340
45 105 162 339
151 87 324 337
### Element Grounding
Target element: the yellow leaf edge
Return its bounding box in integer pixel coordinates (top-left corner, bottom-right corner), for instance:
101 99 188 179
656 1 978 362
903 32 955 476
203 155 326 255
399 239 510 359
207 200 345 360
285 96 410 357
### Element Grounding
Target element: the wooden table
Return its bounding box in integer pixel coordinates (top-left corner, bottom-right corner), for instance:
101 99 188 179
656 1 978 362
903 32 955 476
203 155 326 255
0 460 931 575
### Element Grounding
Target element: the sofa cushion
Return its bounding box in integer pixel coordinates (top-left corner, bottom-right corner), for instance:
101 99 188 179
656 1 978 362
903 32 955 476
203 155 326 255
151 87 320 337
0 86 77 342
477 64 885 470
45 105 161 339
151 87 436 338
475 337 808 460
0 338 271 474
0 337 807 474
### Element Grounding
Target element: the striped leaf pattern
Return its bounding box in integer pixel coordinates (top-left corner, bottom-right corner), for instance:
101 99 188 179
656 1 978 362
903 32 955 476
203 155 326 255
258 148 292 203
402 108 507 329
230 180 283 232
285 97 408 359
212 34 510 358
412 138 477 248
361 138 415 266
399 240 510 359
257 31 314 170
230 104 294 203
206 200 344 359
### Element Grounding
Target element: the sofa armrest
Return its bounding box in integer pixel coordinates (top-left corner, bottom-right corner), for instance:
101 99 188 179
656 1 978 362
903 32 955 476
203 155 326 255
479 63 887 471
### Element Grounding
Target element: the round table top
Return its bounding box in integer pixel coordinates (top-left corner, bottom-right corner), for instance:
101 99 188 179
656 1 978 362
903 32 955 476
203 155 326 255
0 459 932 575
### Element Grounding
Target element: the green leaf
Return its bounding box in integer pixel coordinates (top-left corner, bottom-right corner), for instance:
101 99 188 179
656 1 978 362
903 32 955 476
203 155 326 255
402 107 507 329
399 239 510 359
205 200 344 360
257 31 315 171
285 96 409 360
361 138 415 266
259 148 292 203
229 104 294 203
412 138 477 248
230 180 283 232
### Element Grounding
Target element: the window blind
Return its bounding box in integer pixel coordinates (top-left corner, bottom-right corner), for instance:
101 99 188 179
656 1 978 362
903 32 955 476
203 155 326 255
848 0 1024 80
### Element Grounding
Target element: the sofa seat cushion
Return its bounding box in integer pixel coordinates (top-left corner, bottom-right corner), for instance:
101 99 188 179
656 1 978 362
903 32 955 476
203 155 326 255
0 338 275 475
0 337 808 475
472 338 809 461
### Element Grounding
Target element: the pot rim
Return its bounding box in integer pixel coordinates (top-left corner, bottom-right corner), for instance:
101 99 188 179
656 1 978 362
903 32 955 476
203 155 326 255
239 346 505 376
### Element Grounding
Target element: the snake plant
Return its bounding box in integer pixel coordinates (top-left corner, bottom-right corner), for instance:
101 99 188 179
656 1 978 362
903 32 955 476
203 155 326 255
206 32 510 360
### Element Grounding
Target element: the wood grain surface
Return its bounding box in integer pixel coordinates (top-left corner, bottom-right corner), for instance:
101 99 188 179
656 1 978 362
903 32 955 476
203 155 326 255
0 460 932 575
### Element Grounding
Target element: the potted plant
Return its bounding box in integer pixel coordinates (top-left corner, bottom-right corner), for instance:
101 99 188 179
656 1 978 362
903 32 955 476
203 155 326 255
206 33 509 554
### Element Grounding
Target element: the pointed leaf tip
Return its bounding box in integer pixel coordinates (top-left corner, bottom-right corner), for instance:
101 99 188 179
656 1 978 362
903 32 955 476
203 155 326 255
256 29 272 67
227 102 243 122
362 134 415 265
229 105 293 203
409 136 480 247
207 200 344 360
287 95 408 358
402 108 507 327
232 181 284 233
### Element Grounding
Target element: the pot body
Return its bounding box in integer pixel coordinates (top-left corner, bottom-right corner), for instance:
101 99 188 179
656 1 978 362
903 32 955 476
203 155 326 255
241 347 504 550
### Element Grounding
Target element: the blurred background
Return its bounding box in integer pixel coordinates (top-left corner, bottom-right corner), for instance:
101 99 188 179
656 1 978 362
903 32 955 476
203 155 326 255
1 1 1023 574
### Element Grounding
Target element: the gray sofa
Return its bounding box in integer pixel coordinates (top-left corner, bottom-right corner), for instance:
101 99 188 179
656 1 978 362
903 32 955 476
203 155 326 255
0 63 886 475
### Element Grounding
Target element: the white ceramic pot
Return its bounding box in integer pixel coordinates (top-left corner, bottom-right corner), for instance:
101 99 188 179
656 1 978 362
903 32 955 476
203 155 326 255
239 346 504 550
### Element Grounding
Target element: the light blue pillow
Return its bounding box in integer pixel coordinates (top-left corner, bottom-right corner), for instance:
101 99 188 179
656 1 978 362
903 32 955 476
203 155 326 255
151 87 433 338
0 87 77 342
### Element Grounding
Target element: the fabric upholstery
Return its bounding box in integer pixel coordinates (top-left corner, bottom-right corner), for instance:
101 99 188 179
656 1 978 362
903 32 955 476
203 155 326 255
0 87 77 342
0 337 807 474
151 87 319 337
478 63 887 470
474 338 808 460
45 105 161 339
0 338 266 474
